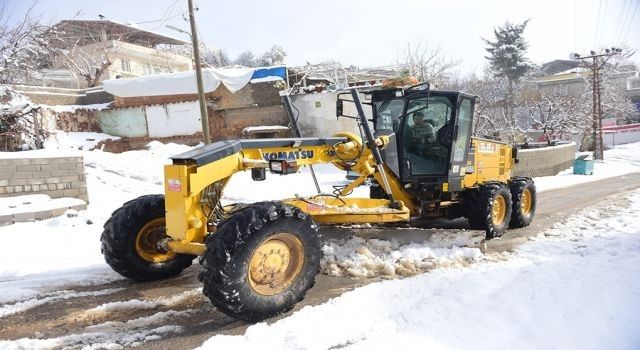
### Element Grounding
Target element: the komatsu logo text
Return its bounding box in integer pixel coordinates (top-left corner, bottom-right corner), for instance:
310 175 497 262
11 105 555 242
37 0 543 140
263 150 314 161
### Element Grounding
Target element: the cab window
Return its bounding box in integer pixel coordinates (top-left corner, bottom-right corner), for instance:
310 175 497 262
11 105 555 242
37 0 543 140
402 96 453 175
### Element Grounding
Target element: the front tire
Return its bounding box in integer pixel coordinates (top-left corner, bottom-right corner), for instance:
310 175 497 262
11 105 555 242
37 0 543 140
199 201 321 322
465 184 513 239
101 195 194 281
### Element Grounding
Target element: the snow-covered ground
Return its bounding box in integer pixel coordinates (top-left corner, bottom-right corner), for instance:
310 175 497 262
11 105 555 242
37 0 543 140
198 190 640 350
535 142 640 192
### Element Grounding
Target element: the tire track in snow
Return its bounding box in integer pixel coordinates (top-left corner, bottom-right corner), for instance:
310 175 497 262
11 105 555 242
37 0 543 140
0 309 196 350
0 288 125 318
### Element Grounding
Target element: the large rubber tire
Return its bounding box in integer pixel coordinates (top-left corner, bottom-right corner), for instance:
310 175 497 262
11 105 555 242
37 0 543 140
465 184 513 239
101 195 194 281
199 201 321 322
509 177 537 228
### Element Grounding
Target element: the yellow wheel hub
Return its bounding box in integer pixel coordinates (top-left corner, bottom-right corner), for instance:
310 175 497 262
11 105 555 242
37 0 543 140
135 217 175 263
492 195 507 226
521 188 532 215
248 232 304 296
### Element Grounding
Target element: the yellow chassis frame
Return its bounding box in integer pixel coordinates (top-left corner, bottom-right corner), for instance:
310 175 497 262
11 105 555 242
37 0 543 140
162 133 413 255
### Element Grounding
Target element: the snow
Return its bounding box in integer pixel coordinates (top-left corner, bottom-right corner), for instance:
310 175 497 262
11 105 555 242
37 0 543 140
103 67 255 97
0 311 191 350
250 76 284 83
0 288 124 318
86 289 201 313
41 103 111 113
0 194 85 216
535 142 640 192
242 125 290 133
42 131 120 151
198 190 640 350
321 236 483 277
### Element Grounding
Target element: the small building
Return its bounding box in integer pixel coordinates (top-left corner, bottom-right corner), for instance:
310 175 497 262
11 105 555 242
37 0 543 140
49 20 192 88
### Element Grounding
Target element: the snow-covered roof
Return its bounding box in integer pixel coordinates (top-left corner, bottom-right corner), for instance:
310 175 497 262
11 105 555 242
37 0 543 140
103 67 256 97
53 20 189 47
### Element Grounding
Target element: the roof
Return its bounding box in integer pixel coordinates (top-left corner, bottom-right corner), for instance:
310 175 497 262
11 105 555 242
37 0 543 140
541 60 581 75
52 20 189 47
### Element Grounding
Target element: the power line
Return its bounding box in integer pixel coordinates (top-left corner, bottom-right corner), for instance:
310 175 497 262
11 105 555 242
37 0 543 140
613 0 632 44
621 0 640 45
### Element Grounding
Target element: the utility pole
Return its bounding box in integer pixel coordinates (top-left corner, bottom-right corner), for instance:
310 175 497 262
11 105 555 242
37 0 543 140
574 47 622 160
187 0 211 144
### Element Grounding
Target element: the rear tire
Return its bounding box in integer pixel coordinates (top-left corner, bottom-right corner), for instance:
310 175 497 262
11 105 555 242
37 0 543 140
465 184 512 239
199 201 321 322
509 177 537 228
101 195 194 281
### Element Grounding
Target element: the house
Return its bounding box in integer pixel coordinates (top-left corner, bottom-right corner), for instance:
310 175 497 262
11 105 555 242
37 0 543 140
49 20 192 88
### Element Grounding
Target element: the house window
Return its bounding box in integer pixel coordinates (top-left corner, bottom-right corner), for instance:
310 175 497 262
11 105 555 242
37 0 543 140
143 63 152 75
120 59 131 72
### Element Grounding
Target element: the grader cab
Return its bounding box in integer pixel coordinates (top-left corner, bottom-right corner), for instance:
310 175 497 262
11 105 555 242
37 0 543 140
101 84 536 322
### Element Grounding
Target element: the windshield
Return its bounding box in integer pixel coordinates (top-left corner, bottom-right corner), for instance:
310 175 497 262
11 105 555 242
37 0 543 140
374 98 404 132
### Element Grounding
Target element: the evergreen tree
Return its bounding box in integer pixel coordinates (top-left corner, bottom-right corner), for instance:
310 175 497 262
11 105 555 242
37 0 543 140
484 20 531 129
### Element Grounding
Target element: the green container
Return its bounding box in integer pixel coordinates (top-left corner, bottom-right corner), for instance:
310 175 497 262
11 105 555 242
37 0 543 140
573 155 594 175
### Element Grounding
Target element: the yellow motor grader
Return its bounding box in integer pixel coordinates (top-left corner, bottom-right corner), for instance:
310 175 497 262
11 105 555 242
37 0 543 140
101 83 536 321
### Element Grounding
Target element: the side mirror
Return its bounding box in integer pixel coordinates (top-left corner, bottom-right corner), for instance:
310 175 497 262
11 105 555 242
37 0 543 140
336 99 344 118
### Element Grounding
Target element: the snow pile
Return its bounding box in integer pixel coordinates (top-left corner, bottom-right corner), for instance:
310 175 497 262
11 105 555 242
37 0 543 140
321 236 482 277
198 191 640 350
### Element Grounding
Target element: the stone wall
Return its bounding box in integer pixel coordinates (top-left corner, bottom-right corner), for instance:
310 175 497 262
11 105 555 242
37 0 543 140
13 85 114 105
0 156 89 202
513 143 576 178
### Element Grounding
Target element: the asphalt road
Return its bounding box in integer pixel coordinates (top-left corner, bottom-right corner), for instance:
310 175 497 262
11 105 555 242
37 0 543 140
1 172 639 349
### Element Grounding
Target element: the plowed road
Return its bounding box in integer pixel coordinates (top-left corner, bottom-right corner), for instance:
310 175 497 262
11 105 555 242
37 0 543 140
2 173 639 349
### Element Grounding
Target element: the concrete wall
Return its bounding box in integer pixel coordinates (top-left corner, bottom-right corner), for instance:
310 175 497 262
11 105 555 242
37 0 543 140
0 156 89 202
289 91 372 137
604 127 640 147
97 107 148 138
513 142 576 178
146 102 202 138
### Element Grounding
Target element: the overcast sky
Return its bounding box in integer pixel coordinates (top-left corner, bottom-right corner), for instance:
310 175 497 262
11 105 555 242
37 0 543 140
5 0 640 74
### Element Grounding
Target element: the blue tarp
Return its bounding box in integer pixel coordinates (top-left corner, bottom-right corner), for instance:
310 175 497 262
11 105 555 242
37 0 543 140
251 66 286 80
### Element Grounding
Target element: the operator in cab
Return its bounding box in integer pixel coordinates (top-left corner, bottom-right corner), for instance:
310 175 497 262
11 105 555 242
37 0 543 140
407 111 436 154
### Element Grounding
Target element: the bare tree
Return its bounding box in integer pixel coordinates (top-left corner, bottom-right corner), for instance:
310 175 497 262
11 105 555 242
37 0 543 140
523 86 589 145
396 43 458 87
0 2 51 84
48 27 120 87
598 54 639 124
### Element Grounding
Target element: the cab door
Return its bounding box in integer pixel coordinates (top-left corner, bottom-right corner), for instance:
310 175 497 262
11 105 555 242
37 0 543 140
446 97 474 192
